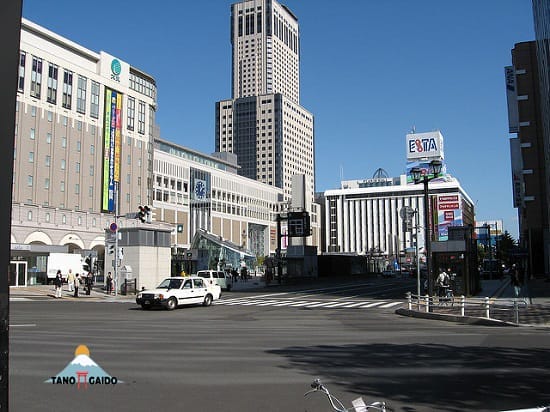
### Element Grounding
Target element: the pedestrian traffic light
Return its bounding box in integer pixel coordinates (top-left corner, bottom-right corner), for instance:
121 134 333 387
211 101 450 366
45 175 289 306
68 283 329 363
107 244 115 255
144 205 152 223
137 206 146 223
83 255 92 272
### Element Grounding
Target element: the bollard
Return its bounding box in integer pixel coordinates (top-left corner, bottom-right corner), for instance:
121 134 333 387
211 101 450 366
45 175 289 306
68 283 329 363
514 299 519 324
407 292 412 310
460 295 465 317
484 297 490 318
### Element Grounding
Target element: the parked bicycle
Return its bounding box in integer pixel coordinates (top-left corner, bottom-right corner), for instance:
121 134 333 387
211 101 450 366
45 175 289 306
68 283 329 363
304 378 392 411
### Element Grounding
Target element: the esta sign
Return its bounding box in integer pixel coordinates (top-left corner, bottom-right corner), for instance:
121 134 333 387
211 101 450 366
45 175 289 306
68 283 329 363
406 131 444 160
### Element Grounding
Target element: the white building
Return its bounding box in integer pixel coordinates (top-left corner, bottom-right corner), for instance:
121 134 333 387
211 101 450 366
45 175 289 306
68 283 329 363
323 173 475 261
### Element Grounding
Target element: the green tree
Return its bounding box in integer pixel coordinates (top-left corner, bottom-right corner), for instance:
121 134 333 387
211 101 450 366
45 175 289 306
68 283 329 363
496 231 517 266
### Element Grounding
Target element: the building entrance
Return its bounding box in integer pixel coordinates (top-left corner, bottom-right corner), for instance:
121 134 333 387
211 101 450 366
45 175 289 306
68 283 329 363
9 261 28 287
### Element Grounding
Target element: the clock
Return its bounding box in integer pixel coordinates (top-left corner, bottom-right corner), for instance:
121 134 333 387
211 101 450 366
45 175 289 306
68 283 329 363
194 180 206 199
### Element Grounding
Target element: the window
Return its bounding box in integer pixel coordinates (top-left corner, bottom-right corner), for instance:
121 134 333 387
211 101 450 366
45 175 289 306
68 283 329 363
76 141 81 152
47 111 53 122
138 101 145 134
89 165 94 176
30 57 42 99
31 106 36 117
29 152 34 163
60 181 65 192
27 175 33 187
47 64 58 104
18 52 25 91
62 214 67 224
62 70 73 109
46 133 52 144
61 159 66 170
61 137 67 148
30 128 35 140
127 96 135 131
90 81 100 118
90 145 95 155
45 155 50 167
75 162 80 173
44 178 50 189
75 184 80 194
27 211 33 221
89 186 93 198
76 76 87 114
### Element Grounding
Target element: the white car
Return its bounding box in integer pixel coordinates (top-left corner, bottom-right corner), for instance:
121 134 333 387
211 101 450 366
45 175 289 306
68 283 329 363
136 276 221 310
196 270 233 291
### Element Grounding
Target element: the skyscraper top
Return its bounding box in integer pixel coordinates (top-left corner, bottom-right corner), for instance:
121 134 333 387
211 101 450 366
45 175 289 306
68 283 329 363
230 0 300 103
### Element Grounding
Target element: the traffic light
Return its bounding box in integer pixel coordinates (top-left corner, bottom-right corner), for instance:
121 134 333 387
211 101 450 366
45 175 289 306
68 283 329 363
137 206 146 223
144 205 152 223
107 244 115 255
83 255 92 272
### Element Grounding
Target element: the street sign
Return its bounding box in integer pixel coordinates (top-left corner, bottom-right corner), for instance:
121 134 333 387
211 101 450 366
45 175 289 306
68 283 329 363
110 222 118 232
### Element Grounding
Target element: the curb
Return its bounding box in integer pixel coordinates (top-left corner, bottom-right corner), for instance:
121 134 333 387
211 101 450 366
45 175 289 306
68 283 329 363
395 307 519 327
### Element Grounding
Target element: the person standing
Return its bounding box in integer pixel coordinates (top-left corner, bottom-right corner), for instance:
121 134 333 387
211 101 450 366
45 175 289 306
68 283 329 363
67 269 75 293
106 272 113 295
73 273 80 297
54 270 63 298
511 264 523 298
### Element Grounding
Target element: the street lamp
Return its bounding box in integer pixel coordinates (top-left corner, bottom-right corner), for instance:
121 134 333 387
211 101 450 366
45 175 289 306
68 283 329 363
411 159 443 297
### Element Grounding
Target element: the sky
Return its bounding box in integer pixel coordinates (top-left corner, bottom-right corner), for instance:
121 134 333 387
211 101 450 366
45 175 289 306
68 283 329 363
22 0 535 240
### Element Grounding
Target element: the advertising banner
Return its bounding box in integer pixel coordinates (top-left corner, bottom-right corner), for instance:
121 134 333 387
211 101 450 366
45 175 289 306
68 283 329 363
436 194 463 241
505 66 519 134
102 88 122 212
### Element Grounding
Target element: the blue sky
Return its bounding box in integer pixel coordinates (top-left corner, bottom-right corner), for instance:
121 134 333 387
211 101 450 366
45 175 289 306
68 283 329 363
22 0 535 239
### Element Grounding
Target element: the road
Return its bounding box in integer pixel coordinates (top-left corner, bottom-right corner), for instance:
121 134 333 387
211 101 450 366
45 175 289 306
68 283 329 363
9 279 550 412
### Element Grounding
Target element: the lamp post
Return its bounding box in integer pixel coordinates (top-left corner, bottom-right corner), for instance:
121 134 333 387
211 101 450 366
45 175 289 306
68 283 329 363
411 160 442 297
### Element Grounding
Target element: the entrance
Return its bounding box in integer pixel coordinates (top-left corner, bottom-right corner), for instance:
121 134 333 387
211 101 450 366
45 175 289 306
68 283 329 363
9 261 28 287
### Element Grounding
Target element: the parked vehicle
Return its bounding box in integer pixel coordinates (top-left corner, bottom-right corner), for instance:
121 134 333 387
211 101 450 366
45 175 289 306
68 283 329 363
136 276 221 310
196 270 233 291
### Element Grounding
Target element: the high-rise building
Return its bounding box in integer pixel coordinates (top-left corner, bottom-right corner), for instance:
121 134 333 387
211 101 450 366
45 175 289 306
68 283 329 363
505 41 548 277
215 0 315 204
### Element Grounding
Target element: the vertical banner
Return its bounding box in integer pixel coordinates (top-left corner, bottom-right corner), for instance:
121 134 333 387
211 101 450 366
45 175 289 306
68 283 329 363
102 88 122 212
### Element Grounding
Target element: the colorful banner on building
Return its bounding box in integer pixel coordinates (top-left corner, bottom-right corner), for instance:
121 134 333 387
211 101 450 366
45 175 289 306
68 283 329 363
436 194 463 241
102 88 122 212
406 131 444 161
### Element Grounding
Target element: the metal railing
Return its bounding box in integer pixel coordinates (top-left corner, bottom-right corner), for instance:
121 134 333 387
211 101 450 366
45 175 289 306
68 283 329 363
406 292 529 324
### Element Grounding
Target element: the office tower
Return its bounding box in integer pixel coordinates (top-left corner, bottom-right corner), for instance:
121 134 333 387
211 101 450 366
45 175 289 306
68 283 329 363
506 41 548 277
530 0 550 277
215 0 315 203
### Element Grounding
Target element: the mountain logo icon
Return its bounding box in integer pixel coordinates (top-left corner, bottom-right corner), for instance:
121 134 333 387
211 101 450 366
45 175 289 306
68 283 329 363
45 345 120 388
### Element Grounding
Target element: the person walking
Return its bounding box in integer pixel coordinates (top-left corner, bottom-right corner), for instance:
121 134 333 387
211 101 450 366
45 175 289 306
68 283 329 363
436 268 450 298
511 264 523 298
67 269 75 293
54 270 63 298
73 273 80 297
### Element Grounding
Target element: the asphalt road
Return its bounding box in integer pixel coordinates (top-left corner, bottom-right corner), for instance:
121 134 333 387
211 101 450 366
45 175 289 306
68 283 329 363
8 280 550 412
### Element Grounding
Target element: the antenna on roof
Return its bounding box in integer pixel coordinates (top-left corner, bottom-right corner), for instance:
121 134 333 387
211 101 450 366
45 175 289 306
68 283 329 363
410 125 416 134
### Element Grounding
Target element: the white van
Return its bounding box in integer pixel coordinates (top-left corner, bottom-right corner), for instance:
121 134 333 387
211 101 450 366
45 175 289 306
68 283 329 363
196 270 233 291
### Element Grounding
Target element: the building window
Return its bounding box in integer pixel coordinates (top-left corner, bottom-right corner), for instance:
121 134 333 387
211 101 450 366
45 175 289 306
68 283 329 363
30 56 42 99
27 175 33 187
90 81 100 118
62 214 67 224
27 211 33 221
89 186 93 198
75 162 80 173
127 96 135 131
61 137 67 148
75 184 80 194
31 105 36 117
89 165 94 176
45 155 50 167
28 152 34 163
62 70 73 109
138 101 145 134
76 76 87 114
47 63 58 104
18 52 26 91
61 159 66 170
44 178 49 189
46 133 52 144
30 128 35 140
47 111 53 122
60 181 65 192
90 145 95 155
76 141 81 152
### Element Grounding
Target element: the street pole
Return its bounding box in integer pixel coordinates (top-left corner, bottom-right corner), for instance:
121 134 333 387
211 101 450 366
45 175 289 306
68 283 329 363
415 209 421 297
114 182 119 296
422 178 433 296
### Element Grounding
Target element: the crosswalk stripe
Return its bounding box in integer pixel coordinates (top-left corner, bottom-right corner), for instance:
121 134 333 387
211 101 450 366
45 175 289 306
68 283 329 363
340 301 372 308
359 301 386 308
322 301 356 308
256 300 287 306
379 301 403 308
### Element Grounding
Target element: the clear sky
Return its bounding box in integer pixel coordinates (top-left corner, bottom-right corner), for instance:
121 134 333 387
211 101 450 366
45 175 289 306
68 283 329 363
22 0 535 240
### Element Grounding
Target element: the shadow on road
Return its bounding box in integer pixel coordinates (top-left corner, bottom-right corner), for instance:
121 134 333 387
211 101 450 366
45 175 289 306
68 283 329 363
269 343 550 411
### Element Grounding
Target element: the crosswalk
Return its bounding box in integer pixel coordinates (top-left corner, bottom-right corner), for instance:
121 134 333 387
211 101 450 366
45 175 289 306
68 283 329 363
215 296 404 310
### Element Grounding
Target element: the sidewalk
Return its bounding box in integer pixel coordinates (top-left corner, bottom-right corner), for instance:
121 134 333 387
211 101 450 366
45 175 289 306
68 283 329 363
397 276 550 327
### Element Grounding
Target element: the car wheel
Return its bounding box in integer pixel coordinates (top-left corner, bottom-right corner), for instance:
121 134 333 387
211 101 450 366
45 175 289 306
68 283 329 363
202 294 213 307
166 297 177 311
141 304 151 310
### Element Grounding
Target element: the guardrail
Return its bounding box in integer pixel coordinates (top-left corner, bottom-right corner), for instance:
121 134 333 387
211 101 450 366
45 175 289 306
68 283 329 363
406 292 529 324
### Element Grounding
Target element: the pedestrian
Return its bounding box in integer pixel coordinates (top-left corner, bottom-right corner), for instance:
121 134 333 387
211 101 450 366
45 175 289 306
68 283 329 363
54 270 63 298
106 272 113 294
67 269 75 292
232 268 238 283
85 272 93 295
511 264 523 298
436 268 450 297
74 273 80 297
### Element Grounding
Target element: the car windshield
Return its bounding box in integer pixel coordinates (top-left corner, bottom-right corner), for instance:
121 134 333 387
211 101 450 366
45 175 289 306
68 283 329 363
196 272 208 278
157 279 183 289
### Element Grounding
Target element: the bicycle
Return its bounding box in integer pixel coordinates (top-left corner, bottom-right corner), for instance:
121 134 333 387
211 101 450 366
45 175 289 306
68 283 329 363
304 378 393 411
438 285 454 307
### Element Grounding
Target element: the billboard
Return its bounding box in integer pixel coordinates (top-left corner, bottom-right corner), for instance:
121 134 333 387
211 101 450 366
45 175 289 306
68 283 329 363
505 66 519 134
510 137 523 208
436 194 463 241
102 88 122 212
406 131 444 161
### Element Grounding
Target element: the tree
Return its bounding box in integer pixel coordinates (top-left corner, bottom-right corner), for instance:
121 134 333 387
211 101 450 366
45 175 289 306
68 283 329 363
496 231 517 266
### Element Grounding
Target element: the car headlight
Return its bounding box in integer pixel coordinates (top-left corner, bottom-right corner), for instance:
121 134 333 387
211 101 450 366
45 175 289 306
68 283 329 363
137 293 142 299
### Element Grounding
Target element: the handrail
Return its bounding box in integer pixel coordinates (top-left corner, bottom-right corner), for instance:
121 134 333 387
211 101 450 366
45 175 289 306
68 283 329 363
406 292 529 324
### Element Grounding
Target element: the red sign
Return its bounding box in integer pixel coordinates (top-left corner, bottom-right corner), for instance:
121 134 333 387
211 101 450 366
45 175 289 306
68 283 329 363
439 203 459 210
444 211 454 221
438 195 459 202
